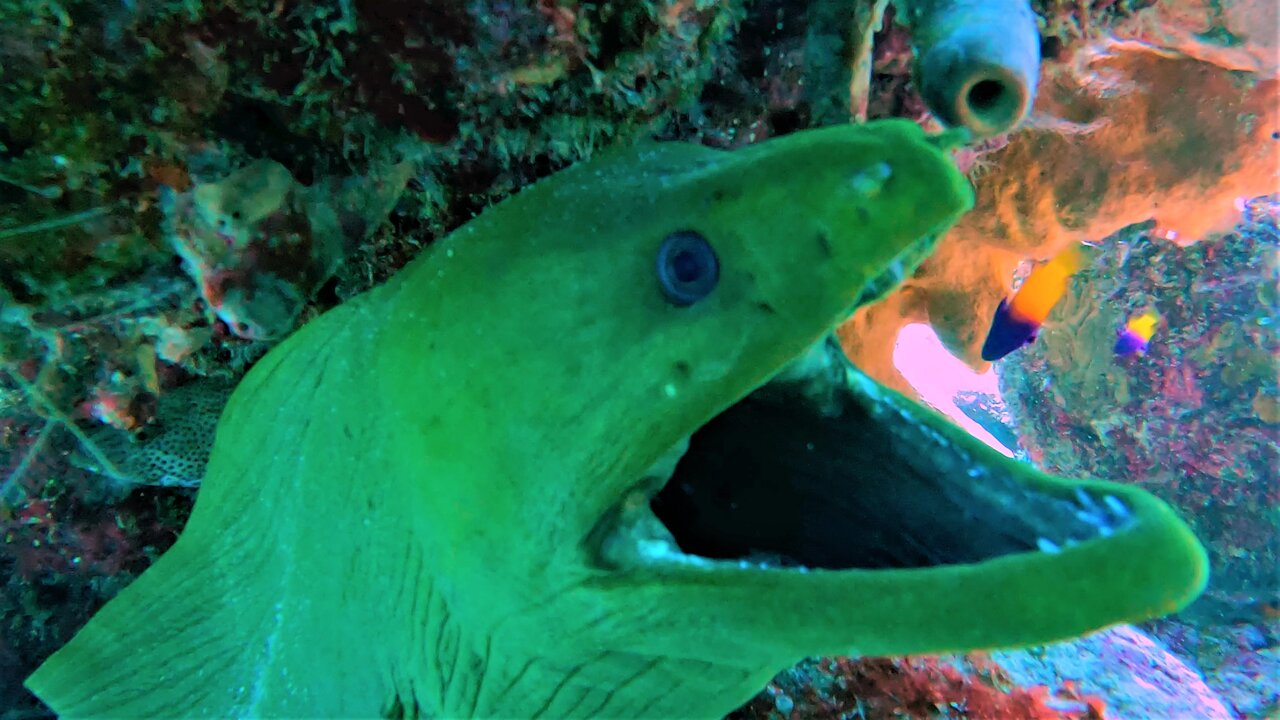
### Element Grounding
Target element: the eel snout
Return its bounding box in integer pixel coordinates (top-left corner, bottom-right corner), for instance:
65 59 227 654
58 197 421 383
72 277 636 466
905 0 1041 138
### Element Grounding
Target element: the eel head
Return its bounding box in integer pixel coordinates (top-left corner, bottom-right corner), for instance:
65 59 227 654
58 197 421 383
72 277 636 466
370 120 1206 716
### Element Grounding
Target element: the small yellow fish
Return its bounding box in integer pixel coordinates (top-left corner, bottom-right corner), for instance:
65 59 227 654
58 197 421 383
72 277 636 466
981 244 1086 361
1114 311 1160 356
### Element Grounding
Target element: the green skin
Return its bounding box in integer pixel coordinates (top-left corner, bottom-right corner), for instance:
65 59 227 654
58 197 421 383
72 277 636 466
26 120 1207 718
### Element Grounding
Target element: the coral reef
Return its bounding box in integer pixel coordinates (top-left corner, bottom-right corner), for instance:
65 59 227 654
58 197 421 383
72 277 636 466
954 389 1023 456
730 654 1103 720
0 435 189 713
997 198 1279 621
1153 616 1280 718
992 625 1233 720
733 625 1248 720
1112 0 1278 76
905 336 1275 719
842 1 1280 391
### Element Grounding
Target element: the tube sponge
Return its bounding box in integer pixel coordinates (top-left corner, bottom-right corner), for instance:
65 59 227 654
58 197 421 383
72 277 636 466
900 0 1041 138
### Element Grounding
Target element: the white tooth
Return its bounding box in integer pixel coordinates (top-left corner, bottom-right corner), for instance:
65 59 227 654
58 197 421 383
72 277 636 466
636 538 679 558
1074 487 1094 508
1103 494 1131 519
1074 488 1110 521
1075 508 1107 527
888 259 904 283
1036 537 1062 554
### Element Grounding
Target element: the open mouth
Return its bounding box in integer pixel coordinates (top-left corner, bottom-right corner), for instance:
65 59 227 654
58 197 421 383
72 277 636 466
591 336 1136 574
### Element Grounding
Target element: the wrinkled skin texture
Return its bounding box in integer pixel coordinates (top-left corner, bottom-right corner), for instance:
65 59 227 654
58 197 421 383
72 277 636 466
26 121 1205 718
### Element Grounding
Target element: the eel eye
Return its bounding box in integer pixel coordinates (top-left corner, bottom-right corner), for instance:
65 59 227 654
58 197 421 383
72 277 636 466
656 230 719 306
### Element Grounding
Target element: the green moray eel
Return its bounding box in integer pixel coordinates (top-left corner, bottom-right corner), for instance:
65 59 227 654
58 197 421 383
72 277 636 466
898 0 1041 138
25 120 1206 718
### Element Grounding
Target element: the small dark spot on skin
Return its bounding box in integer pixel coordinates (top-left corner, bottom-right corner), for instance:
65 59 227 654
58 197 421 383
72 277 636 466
1271 131 1279 140
756 302 778 316
343 424 354 440
709 186 743 204
855 206 870 223
672 361 692 379
815 231 833 259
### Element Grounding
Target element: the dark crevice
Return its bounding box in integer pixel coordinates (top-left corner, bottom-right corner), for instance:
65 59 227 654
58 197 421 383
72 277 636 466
650 371 1112 570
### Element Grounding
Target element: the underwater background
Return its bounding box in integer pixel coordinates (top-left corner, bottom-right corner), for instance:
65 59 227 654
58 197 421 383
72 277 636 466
0 0 1275 717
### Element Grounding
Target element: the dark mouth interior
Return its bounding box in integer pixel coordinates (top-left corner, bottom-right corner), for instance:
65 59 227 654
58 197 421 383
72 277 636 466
649 358 1132 571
